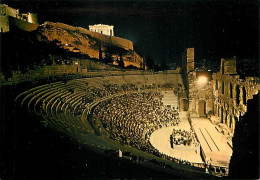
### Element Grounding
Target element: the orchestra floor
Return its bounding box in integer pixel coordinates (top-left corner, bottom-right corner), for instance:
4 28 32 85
150 112 203 163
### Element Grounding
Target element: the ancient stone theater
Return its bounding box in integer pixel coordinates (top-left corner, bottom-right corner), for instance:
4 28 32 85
13 47 259 178
1 3 259 179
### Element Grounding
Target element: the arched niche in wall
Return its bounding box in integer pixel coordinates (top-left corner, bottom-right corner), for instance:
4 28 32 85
229 115 233 129
198 100 206 117
222 81 225 94
221 107 224 123
236 85 240 105
230 83 233 98
243 86 246 105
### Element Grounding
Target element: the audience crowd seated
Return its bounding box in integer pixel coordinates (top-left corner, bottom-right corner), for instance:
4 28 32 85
54 83 158 120
93 91 180 151
90 88 209 170
54 82 182 118
38 80 222 172
37 80 225 175
91 91 209 167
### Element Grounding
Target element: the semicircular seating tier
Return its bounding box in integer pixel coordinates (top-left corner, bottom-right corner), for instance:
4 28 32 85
16 73 209 176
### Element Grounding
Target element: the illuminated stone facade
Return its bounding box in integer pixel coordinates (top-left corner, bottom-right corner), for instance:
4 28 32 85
212 67 259 134
182 48 195 73
0 4 38 32
188 56 260 135
188 71 214 118
89 24 114 36
43 61 84 76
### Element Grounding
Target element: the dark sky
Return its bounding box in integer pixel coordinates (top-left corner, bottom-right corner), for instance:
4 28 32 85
3 0 259 65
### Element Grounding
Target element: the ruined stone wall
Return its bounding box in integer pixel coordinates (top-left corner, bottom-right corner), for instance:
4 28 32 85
188 71 214 118
0 15 9 32
188 58 260 135
43 64 81 76
187 48 195 72
0 4 19 18
0 4 39 32
182 48 194 73
1 68 182 87
220 58 237 75
4 63 87 84
229 93 259 179
10 17 39 32
212 73 260 133
27 13 38 24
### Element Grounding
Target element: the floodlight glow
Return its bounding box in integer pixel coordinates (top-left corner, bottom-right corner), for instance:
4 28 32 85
197 76 208 84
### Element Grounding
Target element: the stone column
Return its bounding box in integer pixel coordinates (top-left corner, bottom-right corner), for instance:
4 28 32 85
227 114 231 129
223 110 226 124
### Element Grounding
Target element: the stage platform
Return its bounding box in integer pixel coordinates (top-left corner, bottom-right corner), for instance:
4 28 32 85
150 113 233 168
191 117 233 167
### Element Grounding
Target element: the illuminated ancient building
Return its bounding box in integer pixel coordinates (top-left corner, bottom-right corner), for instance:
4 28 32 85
211 60 259 134
0 4 38 32
187 54 260 135
89 24 114 36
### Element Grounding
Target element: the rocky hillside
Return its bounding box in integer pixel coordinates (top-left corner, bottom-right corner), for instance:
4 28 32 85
37 22 144 69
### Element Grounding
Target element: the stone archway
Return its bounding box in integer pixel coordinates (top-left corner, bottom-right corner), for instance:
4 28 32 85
229 115 233 129
221 107 224 123
198 100 206 117
214 104 217 115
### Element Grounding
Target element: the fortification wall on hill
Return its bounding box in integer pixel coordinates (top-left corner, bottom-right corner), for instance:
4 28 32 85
10 17 39 32
0 4 18 18
0 16 38 32
41 22 142 68
0 15 9 32
0 4 39 32
44 22 133 50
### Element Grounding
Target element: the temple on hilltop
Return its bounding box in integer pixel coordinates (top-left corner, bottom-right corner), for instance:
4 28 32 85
0 4 144 69
89 24 114 36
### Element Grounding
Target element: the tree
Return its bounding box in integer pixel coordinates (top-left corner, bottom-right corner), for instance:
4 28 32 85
99 44 103 61
161 60 168 71
104 45 114 64
145 55 154 70
154 64 160 71
118 54 125 68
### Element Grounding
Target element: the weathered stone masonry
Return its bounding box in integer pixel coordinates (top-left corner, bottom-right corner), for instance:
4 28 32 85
212 67 260 134
187 56 260 136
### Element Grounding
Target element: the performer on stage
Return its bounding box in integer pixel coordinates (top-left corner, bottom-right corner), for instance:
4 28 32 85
170 134 174 148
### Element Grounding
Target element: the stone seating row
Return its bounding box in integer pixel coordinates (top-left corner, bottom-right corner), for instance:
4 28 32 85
18 81 92 136
16 74 183 142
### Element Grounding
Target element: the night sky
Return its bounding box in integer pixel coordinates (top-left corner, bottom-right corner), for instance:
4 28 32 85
3 0 259 65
